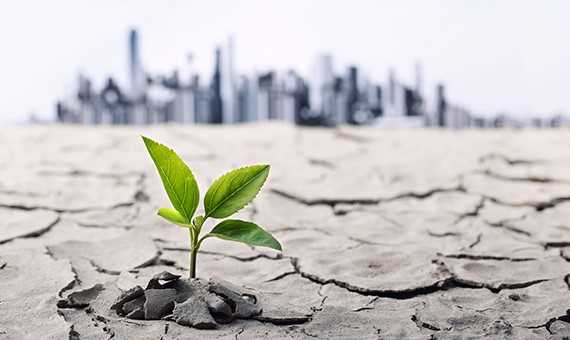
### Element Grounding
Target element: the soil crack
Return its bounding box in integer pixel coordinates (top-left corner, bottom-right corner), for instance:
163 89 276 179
270 186 465 208
0 215 61 245
437 253 536 262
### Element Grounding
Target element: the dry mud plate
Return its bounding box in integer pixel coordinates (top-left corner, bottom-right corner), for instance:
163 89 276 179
0 124 569 339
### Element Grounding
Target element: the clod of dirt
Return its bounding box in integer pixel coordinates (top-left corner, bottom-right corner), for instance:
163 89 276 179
111 285 144 314
144 288 177 319
58 284 105 309
111 271 311 329
170 295 217 329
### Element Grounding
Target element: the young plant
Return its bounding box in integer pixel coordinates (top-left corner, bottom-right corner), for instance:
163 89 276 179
142 136 281 279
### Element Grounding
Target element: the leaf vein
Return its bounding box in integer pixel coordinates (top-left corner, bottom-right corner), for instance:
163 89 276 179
206 167 267 218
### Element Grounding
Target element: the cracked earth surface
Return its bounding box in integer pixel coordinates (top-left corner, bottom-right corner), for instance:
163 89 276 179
1 124 569 339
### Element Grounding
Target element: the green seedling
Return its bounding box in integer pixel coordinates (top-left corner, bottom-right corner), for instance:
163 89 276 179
142 136 281 279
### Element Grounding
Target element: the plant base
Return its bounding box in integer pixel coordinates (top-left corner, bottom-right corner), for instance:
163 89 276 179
111 271 311 329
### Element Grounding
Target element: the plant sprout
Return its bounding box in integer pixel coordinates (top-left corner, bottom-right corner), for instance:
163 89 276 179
142 136 281 279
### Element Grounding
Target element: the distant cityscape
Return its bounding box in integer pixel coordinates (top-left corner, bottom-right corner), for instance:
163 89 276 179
55 29 569 128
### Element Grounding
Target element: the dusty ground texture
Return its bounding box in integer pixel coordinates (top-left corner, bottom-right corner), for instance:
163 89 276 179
0 123 569 339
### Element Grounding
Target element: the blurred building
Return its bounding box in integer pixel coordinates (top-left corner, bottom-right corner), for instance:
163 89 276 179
58 28 547 129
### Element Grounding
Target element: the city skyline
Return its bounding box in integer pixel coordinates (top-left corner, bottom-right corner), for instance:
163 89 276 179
57 28 481 128
57 28 464 128
57 28 568 128
2 0 569 125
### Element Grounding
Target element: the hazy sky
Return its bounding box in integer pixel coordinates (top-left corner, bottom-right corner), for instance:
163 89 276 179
1 0 569 125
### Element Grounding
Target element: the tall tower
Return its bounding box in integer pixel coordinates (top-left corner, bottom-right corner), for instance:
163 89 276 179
414 62 425 117
210 47 223 124
346 66 359 124
436 84 447 127
128 28 145 100
385 68 405 117
310 54 334 117
247 71 259 122
385 68 396 117
222 36 237 124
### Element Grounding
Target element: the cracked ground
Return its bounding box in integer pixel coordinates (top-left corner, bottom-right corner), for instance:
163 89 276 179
1 124 569 339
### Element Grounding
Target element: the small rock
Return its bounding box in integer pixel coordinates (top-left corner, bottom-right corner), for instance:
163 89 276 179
146 271 182 289
111 285 144 315
205 294 233 323
171 295 217 329
144 288 177 319
57 284 104 309
171 278 207 303
208 277 261 319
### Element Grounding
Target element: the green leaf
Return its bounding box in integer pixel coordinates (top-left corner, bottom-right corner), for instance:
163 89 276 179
207 219 282 251
142 136 200 222
157 208 191 228
204 165 269 219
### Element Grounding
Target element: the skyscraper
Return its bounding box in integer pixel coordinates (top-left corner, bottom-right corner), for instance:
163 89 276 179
332 77 347 124
310 54 335 118
369 85 383 118
257 72 274 121
246 72 259 122
128 28 145 100
222 36 237 124
77 73 94 124
236 76 250 122
346 66 359 124
436 84 447 127
414 62 425 118
128 28 147 124
210 48 223 124
282 71 300 123
403 86 421 117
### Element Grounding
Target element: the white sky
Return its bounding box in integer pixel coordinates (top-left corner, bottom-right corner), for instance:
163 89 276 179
1 0 569 125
